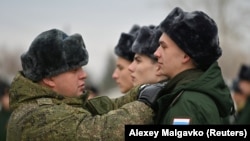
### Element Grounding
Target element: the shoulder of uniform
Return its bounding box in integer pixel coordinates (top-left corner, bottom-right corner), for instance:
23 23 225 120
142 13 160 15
181 91 212 101
177 91 215 107
36 98 53 106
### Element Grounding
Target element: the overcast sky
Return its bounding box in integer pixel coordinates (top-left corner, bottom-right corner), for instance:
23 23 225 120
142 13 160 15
1 0 249 85
0 0 170 82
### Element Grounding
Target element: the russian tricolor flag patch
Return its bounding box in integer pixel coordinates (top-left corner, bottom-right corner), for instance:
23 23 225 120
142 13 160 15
172 118 190 125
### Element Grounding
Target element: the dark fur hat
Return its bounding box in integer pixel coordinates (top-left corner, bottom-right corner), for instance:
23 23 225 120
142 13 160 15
129 24 141 36
114 32 136 62
132 25 162 61
0 79 9 98
21 29 89 82
160 7 222 70
231 78 241 93
238 64 250 81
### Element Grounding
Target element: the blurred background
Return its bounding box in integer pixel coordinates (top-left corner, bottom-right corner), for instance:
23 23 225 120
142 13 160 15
0 0 250 98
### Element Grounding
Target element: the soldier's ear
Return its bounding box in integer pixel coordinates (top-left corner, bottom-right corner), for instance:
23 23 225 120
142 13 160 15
182 53 191 64
41 77 56 87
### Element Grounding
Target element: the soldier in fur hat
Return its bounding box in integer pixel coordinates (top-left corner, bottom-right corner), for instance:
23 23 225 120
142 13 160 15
237 64 250 97
6 28 164 140
128 25 168 86
233 64 250 124
153 7 235 124
231 64 250 117
0 79 11 141
112 24 140 93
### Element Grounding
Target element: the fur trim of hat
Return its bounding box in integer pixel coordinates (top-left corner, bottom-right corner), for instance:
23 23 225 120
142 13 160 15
114 33 136 62
131 25 162 61
21 29 89 82
129 24 141 36
239 64 250 81
160 7 222 70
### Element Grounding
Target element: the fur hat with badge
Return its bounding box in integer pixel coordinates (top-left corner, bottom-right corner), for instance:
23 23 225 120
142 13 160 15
160 7 222 70
21 29 89 82
114 24 141 62
132 25 162 61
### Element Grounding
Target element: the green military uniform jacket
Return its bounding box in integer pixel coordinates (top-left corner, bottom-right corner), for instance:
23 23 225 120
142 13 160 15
154 62 235 124
234 96 250 124
0 108 12 141
7 72 153 141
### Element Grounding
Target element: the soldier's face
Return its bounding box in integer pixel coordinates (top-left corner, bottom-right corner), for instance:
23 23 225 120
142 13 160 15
51 67 87 97
154 33 187 79
112 57 133 93
239 80 250 97
128 54 161 86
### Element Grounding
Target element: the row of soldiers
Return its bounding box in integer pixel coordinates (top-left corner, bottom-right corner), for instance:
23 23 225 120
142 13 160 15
0 6 249 141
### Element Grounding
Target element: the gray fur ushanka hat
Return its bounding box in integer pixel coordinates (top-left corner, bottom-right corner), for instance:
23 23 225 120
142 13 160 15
114 33 135 62
129 24 141 36
114 24 141 62
0 79 9 98
132 25 162 61
231 64 250 93
21 28 89 82
238 64 250 81
160 7 222 70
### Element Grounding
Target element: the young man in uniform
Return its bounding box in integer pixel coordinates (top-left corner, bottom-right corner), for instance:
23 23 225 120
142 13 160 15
128 25 167 86
153 7 235 124
112 25 140 93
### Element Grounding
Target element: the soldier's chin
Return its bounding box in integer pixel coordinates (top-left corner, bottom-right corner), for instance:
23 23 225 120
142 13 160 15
75 93 83 97
75 90 84 96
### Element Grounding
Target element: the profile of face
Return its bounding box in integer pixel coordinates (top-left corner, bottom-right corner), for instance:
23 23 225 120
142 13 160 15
0 92 10 111
232 80 250 112
239 80 250 97
128 54 163 86
154 33 187 79
232 90 246 112
43 67 87 97
112 57 134 93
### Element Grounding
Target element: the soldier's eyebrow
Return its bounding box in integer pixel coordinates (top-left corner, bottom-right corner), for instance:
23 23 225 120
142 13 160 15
133 55 142 61
159 41 166 47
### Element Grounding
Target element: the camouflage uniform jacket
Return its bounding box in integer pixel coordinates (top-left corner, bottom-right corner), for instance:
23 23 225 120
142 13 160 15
7 72 153 141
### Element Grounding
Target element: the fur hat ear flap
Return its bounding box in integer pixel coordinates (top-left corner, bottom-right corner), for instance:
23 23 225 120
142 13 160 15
239 64 250 81
160 7 222 70
132 26 161 61
114 33 136 62
21 29 88 82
